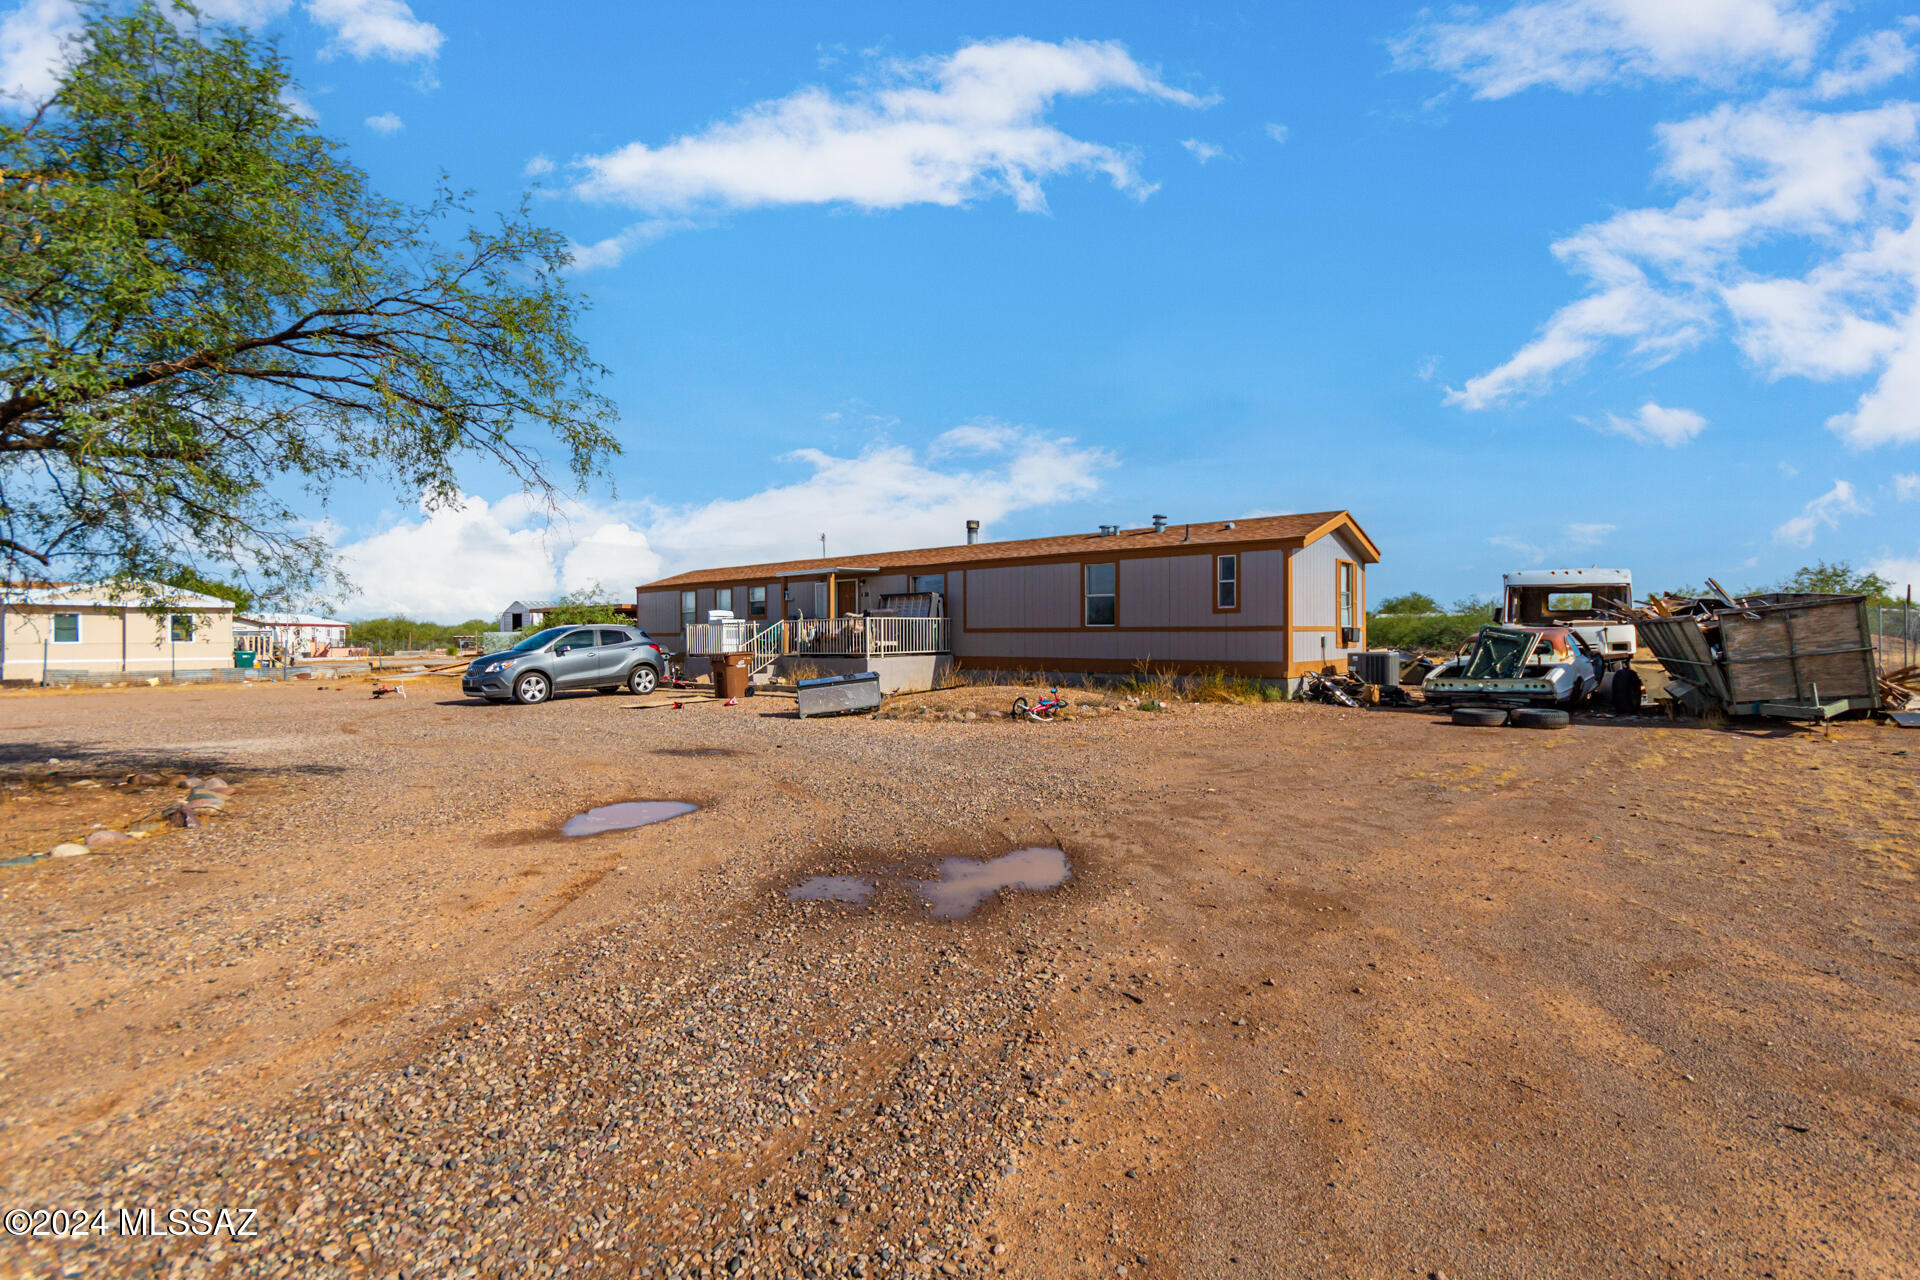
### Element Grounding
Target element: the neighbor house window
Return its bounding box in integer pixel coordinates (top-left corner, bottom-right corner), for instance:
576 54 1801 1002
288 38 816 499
1338 563 1357 630
170 614 194 642
52 612 80 643
715 587 733 615
1215 554 1238 611
748 585 767 618
912 574 946 596
679 591 696 628
1084 563 1117 627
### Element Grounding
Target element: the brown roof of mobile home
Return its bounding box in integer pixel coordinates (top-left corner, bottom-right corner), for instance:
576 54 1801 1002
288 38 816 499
640 510 1378 591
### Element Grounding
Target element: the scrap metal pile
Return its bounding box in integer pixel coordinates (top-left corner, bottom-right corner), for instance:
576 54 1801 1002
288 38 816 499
1625 583 1887 721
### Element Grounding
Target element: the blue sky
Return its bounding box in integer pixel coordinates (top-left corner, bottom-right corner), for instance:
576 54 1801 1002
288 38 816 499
6 0 1919 618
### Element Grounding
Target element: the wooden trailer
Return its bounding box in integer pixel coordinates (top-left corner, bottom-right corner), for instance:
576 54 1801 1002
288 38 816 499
1638 593 1882 720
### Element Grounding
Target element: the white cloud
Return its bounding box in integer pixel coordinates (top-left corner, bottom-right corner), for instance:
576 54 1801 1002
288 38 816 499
1773 479 1866 546
1264 121 1289 143
1490 534 1546 564
0 0 82 102
331 423 1114 617
1814 28 1915 99
1448 95 1920 446
279 85 319 121
1599 401 1708 446
1871 551 1919 597
566 38 1211 215
305 0 441 63
640 422 1112 571
1895 472 1920 500
1566 521 1616 546
524 153 555 177
364 110 403 134
1181 137 1223 163
566 219 695 271
1392 0 1833 99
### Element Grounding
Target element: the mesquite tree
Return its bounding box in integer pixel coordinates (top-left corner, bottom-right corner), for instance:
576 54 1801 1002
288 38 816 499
0 4 617 600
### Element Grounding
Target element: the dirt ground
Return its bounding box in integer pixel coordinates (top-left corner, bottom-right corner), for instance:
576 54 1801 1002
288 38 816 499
0 677 1915 1280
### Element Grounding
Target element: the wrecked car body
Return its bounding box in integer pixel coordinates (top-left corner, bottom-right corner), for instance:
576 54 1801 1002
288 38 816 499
1421 625 1603 709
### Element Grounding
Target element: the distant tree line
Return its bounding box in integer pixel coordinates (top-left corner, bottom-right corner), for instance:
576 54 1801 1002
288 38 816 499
1369 561 1902 652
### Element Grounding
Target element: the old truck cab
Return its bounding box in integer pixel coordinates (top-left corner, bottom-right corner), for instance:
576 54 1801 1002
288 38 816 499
1498 569 1636 666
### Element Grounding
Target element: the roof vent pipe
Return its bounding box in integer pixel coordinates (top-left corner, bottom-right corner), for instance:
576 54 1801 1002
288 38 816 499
965 519 980 545
1151 514 1168 532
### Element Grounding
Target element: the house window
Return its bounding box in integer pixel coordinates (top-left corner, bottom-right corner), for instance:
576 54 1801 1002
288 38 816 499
1338 562 1357 630
1215 555 1238 611
170 614 194 642
912 574 946 596
52 612 80 643
748 585 767 618
1084 563 1117 627
679 591 696 628
715 587 733 615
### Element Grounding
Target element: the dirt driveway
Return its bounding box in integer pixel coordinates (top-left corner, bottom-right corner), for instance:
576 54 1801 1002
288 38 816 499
0 680 1914 1279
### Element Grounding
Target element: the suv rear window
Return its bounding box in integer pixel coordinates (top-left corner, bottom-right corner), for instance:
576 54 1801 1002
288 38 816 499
598 629 631 647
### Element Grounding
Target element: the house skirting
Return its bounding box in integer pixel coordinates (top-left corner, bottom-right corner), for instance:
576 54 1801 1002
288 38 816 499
950 654 1348 680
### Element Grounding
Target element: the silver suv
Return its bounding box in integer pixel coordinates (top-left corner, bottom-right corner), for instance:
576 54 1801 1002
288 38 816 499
463 625 671 704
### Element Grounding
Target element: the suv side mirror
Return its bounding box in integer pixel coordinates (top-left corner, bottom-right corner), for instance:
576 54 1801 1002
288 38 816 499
555 643 576 655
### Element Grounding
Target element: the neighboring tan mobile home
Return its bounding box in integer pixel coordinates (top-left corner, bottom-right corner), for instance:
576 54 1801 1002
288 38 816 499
0 581 236 683
635 510 1378 687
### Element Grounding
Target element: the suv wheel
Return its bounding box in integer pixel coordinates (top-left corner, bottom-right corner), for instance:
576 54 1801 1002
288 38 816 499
627 664 659 695
512 671 551 705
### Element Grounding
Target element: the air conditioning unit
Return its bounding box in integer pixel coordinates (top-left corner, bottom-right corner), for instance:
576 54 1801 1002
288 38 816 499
1349 651 1400 688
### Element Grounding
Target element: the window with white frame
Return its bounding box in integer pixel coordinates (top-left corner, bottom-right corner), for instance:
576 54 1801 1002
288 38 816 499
1338 563 1357 630
679 591 696 628
912 574 946 596
1084 563 1117 627
748 585 767 618
715 587 733 615
1215 554 1238 610
52 612 80 643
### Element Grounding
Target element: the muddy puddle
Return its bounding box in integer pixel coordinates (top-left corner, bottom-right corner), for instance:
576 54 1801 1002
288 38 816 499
561 801 697 838
786 846 1071 919
916 847 1071 919
786 875 875 904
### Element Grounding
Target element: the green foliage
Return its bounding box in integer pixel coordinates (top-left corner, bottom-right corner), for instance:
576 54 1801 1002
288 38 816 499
0 4 615 599
1375 591 1438 616
1368 611 1487 652
1449 594 1496 617
349 615 491 654
539 582 626 628
1777 560 1893 602
161 565 253 612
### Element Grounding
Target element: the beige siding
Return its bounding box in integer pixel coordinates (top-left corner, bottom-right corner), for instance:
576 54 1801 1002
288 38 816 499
3 604 233 680
964 563 1080 630
1289 528 1368 661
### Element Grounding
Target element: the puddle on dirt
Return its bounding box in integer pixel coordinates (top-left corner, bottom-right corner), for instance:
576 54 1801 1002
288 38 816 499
786 875 875 904
914 847 1071 920
561 801 697 838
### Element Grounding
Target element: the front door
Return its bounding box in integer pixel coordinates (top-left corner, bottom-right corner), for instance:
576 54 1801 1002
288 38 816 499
835 578 858 616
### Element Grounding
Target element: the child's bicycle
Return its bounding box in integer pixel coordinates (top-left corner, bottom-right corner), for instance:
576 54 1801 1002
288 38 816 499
1011 688 1068 722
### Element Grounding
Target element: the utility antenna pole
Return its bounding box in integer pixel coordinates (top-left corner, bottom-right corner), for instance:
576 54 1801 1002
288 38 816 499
819 533 827 559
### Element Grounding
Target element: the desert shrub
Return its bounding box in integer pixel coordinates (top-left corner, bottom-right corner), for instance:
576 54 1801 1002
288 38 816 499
1368 611 1487 652
1188 669 1264 703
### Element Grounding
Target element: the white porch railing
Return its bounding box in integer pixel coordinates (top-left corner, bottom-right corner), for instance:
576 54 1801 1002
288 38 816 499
778 616 952 658
685 616 951 663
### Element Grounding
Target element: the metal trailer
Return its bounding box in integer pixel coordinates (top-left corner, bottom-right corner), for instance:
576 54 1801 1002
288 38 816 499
1638 593 1881 720
796 671 883 719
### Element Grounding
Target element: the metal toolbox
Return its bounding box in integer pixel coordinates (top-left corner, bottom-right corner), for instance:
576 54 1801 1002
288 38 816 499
796 671 882 719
